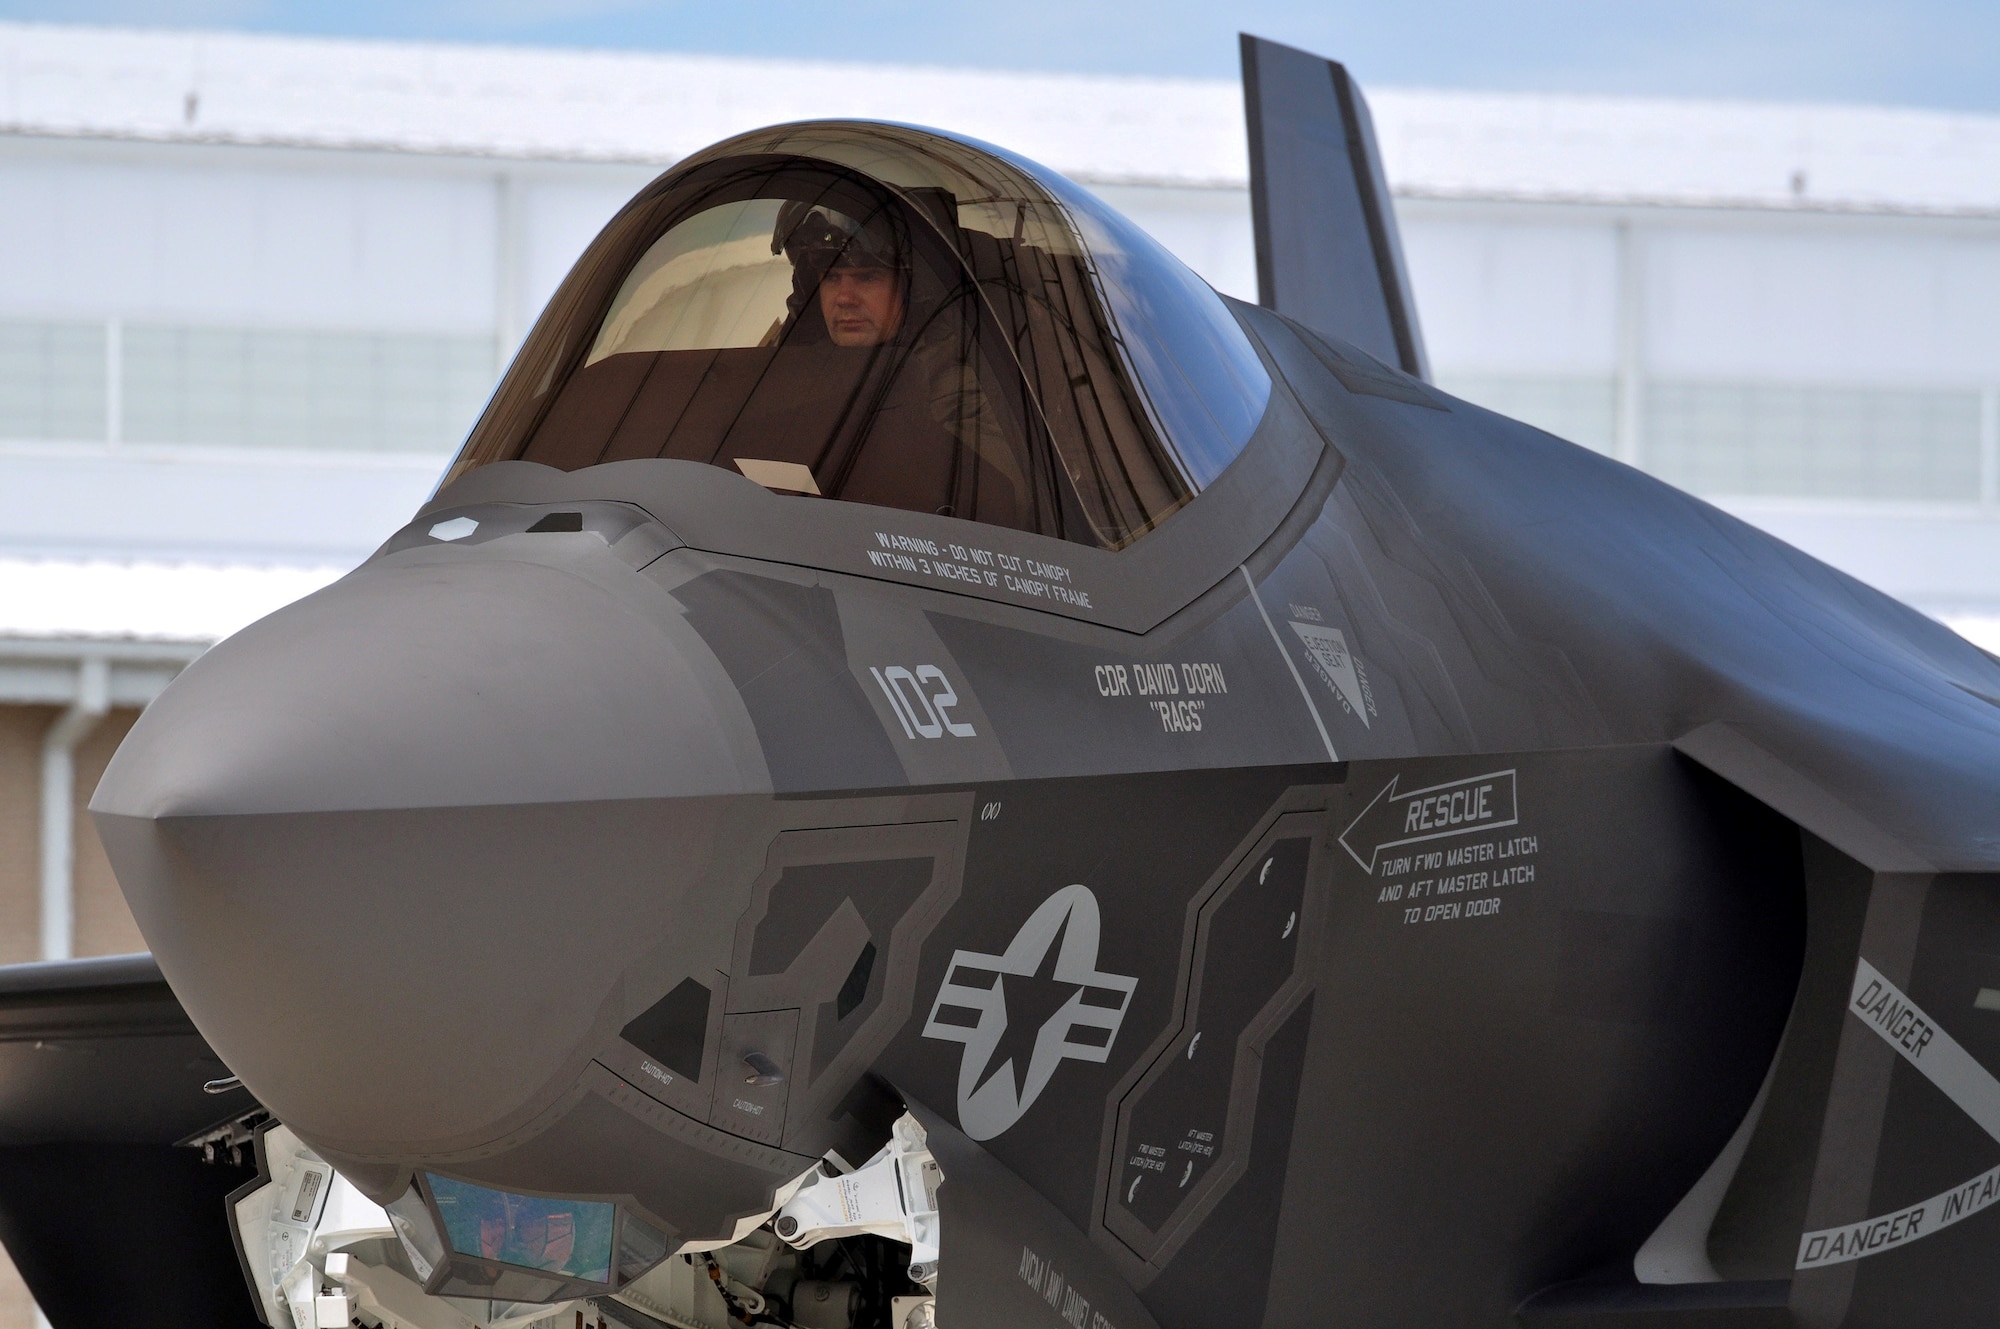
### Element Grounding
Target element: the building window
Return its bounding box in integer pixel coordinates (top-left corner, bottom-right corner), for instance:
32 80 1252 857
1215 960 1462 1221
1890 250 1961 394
1439 371 1989 503
1436 374 1616 455
0 318 496 454
1646 381 1983 502
123 326 498 453
0 319 107 440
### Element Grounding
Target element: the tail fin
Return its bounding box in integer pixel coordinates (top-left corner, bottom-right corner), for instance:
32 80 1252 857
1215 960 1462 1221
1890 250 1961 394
1240 34 1430 379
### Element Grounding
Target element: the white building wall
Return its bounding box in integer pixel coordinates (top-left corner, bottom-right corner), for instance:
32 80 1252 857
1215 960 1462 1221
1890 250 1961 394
0 24 1998 625
0 151 495 331
1395 199 2000 616
1401 217 1622 377
1644 220 2000 385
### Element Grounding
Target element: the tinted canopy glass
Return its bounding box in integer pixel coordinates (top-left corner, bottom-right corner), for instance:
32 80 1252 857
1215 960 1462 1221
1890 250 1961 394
445 123 1271 549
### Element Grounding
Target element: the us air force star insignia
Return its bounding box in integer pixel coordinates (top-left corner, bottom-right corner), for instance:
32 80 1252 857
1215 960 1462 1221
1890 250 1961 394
922 884 1138 1141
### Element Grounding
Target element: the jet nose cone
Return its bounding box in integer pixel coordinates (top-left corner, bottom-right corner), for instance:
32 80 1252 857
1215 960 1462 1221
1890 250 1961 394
91 550 765 1156
96 553 760 821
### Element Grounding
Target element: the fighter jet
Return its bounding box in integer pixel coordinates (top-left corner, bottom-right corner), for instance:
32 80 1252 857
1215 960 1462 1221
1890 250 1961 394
7 32 2000 1329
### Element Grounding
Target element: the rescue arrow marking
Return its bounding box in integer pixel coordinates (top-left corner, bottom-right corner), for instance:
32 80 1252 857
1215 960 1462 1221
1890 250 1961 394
1338 770 1519 873
1796 960 2000 1268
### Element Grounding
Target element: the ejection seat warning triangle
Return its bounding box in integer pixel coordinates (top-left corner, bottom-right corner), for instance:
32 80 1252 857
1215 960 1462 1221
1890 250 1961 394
1338 770 1518 873
1289 622 1370 727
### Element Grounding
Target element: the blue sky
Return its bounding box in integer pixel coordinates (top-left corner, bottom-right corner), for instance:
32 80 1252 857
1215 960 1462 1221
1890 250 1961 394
5 0 1996 113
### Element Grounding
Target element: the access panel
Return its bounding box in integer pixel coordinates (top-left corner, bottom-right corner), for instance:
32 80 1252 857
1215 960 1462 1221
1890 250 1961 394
1104 812 1326 1266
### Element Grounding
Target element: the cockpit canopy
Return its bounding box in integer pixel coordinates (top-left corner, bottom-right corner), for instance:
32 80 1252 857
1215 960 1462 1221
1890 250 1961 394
445 122 1272 550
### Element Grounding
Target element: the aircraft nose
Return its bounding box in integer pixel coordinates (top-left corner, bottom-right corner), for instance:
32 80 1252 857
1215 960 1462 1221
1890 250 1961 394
96 549 763 822
90 550 766 1165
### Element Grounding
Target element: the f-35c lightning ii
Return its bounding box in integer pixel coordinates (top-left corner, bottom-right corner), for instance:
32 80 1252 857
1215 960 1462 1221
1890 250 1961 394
7 33 1999 1329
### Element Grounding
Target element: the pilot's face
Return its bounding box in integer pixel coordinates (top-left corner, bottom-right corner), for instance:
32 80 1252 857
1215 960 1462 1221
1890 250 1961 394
819 262 905 347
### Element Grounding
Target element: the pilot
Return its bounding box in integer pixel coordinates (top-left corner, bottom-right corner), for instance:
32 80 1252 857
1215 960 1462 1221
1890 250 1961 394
771 196 1024 522
819 248 906 348
772 202 908 347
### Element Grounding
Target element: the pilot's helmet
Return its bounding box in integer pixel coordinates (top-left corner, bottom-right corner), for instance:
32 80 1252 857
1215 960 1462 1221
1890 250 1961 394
772 201 905 275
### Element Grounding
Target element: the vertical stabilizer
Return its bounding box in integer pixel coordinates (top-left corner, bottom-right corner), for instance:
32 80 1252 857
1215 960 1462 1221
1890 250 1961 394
1240 34 1429 379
